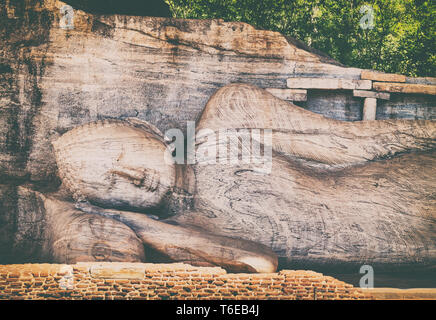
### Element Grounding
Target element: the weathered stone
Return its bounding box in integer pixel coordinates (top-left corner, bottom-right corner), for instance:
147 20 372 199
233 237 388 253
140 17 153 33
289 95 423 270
287 78 372 90
0 0 435 280
82 203 278 273
0 0 432 187
15 187 146 264
361 70 406 82
353 90 390 100
373 82 436 95
362 97 377 120
265 88 307 101
405 76 436 85
175 83 436 269
88 263 146 279
52 119 175 212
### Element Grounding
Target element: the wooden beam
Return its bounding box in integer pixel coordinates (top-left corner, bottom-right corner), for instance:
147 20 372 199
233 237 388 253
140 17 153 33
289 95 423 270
361 70 406 83
373 82 436 95
287 78 372 90
265 88 307 101
353 90 390 100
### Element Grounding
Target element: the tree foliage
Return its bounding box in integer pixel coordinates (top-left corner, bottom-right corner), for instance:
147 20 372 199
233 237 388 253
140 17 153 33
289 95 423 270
165 0 435 77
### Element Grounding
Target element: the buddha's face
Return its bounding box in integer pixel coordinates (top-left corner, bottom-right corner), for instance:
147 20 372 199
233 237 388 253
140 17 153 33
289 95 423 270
53 120 175 213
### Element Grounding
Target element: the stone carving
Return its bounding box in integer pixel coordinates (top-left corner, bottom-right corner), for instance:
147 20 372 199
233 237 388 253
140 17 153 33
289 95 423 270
20 187 146 263
178 84 435 271
40 83 435 273
52 119 175 211
49 113 280 273
0 1 435 277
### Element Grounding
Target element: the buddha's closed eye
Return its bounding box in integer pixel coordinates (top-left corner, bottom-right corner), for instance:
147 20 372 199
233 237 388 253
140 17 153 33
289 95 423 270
108 167 160 192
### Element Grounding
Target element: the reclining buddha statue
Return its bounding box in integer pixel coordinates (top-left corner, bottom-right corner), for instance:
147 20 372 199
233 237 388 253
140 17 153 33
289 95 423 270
33 83 435 273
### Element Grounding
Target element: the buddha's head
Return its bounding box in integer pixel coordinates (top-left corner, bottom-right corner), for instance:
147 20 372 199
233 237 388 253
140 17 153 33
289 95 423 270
52 119 176 214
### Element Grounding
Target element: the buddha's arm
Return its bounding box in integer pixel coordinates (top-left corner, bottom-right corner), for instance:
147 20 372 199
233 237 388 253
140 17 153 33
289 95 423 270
77 202 278 273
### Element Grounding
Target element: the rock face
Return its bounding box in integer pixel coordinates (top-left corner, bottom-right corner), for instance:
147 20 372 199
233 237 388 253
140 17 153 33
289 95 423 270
0 0 434 184
34 83 434 273
0 1 435 275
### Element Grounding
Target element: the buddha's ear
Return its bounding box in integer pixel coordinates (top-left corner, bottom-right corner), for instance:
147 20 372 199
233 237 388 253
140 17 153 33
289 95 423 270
124 117 166 143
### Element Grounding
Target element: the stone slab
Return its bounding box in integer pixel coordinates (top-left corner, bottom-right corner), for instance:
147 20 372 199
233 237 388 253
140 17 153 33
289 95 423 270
87 262 147 279
265 88 307 101
353 90 390 100
373 82 436 95
363 97 377 120
406 76 436 85
287 78 372 90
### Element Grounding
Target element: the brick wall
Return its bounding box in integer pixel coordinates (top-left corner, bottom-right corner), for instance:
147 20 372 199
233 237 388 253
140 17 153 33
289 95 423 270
0 262 372 300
